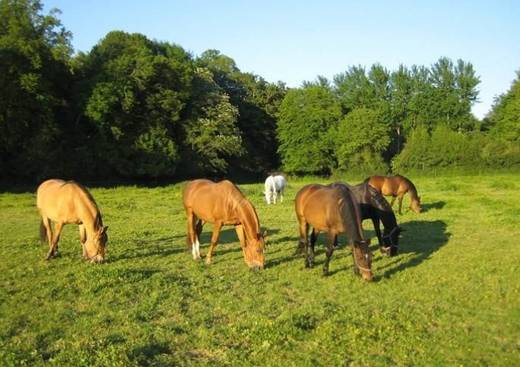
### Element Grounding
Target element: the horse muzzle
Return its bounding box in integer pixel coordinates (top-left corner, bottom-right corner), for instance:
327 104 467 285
88 254 105 264
361 271 373 282
248 262 264 271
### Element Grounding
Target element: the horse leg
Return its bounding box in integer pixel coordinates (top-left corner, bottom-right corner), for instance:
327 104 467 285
372 217 383 248
206 221 222 265
398 194 404 215
351 243 360 275
273 189 278 204
41 216 53 248
390 196 396 207
235 224 247 260
307 228 317 268
79 224 87 258
186 209 200 260
322 233 337 276
296 218 308 256
46 222 64 260
280 189 284 203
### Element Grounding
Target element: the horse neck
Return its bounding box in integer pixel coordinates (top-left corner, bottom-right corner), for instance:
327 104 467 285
379 209 398 234
77 188 102 232
368 187 397 231
235 198 260 240
339 191 364 242
407 182 419 202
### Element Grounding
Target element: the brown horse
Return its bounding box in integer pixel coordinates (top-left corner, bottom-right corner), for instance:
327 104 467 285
36 179 108 263
182 179 266 270
367 175 421 214
295 183 373 281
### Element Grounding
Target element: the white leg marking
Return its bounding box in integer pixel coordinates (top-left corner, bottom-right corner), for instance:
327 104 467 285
192 241 198 259
195 238 201 259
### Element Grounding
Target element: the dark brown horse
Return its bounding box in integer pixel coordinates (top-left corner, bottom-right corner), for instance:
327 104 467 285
295 183 373 281
343 182 401 256
182 179 266 270
36 179 108 263
367 175 421 214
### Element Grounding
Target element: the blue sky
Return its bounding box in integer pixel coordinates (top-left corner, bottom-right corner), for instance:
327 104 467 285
44 0 520 118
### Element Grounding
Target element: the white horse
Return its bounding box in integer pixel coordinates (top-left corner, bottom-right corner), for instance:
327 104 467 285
264 175 287 204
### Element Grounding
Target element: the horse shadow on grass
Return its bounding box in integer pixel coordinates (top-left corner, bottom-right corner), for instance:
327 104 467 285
113 235 187 261
379 219 450 279
421 201 446 213
187 227 281 258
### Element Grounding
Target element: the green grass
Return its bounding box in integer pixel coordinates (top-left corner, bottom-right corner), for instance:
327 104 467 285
1 174 519 366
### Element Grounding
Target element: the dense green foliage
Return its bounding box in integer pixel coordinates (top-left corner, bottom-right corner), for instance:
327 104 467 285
1 174 520 365
488 71 520 142
278 60 483 175
335 108 389 173
393 125 520 171
1 0 519 181
277 85 341 174
0 0 72 177
0 0 286 181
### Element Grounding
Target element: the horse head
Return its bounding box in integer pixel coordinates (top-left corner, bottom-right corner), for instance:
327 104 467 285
382 225 401 256
243 230 267 270
352 239 373 281
411 196 422 213
84 225 108 263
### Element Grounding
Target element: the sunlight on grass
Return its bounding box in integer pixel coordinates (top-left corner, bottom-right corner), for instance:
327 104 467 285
1 174 519 366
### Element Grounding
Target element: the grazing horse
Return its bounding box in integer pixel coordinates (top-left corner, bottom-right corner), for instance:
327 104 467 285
295 183 373 281
367 175 421 214
264 174 287 204
36 179 108 263
182 179 266 270
343 182 401 256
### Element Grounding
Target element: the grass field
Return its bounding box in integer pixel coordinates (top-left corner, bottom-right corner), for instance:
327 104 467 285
1 174 519 366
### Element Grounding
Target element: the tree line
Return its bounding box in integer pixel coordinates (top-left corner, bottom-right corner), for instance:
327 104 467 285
1 0 519 182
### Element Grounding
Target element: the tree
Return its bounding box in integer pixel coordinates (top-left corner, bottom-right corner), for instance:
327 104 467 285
197 49 287 174
488 71 520 142
180 67 243 175
277 85 341 174
0 0 72 178
75 31 193 177
335 108 390 173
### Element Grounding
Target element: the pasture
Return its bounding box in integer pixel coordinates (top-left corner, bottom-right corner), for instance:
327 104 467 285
1 174 519 366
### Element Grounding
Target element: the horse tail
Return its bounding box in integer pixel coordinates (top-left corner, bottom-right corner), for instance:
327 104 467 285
39 219 47 242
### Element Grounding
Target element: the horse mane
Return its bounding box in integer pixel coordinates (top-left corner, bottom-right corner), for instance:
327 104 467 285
62 180 103 226
235 198 261 239
332 183 364 240
366 184 391 212
226 181 260 238
398 175 419 199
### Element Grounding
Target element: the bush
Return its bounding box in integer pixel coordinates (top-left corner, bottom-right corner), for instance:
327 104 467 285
393 125 520 171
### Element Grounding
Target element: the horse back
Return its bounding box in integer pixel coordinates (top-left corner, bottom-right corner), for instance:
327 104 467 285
296 184 357 235
183 179 243 224
36 179 99 224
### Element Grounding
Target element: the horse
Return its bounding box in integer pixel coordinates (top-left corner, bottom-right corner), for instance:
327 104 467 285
36 179 108 263
294 183 373 281
182 179 266 270
342 182 401 256
264 174 287 204
367 174 421 214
